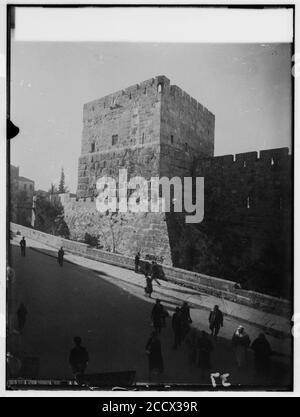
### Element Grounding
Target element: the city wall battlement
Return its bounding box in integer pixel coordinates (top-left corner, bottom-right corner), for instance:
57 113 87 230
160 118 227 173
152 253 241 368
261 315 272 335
199 147 291 169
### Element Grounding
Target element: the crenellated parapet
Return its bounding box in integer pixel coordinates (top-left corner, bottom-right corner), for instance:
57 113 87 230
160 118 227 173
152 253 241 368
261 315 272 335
195 147 292 225
197 147 291 170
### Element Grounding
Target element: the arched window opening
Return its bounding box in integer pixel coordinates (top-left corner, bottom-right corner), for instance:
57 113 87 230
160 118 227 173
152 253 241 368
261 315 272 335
243 161 247 168
91 142 95 153
157 83 163 93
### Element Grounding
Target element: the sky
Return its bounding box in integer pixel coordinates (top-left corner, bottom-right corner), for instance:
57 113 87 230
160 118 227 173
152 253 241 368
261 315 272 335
10 42 292 193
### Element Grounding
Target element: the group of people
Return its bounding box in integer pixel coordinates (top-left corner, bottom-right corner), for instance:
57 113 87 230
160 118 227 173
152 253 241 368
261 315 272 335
16 245 273 383
135 252 162 299
232 326 273 374
145 300 193 380
145 299 273 381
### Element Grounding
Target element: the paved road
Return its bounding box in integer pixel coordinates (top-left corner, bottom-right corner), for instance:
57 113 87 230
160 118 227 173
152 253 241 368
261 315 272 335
9 244 292 389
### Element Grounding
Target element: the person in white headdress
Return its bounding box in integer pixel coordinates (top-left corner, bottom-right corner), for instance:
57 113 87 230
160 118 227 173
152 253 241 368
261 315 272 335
232 325 251 370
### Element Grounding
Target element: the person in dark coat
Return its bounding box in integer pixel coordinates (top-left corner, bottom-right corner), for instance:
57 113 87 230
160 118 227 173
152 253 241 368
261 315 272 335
57 247 64 266
135 252 140 273
145 276 153 298
172 307 183 350
151 261 159 280
209 305 224 337
181 301 192 338
232 326 251 370
144 263 161 297
146 331 164 380
17 303 27 331
69 336 89 378
197 331 214 372
20 237 26 256
251 333 272 375
143 262 151 278
144 262 152 297
151 300 168 333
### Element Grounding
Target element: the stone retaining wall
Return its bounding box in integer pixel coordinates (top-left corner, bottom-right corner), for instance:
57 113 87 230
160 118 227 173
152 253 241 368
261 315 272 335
11 223 291 318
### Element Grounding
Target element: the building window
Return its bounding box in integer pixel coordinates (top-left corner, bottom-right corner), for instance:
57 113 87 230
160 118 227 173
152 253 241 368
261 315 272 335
170 135 174 144
185 143 188 153
141 133 145 144
112 134 118 146
157 83 163 93
91 142 95 153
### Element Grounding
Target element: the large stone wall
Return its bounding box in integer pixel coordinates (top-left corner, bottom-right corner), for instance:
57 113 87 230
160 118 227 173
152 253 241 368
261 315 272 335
60 194 172 264
167 147 292 298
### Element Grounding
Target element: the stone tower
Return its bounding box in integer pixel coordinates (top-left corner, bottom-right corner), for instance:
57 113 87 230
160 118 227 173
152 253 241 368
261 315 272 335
63 76 214 264
77 75 215 197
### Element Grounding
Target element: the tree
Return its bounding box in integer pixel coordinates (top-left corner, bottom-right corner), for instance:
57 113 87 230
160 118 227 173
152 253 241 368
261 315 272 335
48 183 58 195
58 168 68 194
34 193 69 238
98 211 128 253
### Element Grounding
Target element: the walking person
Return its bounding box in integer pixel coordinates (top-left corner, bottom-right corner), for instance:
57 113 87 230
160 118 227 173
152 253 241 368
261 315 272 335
69 336 89 379
145 331 164 381
197 331 214 375
151 299 168 334
20 237 26 257
232 326 251 370
57 247 64 267
135 251 141 273
172 307 183 350
144 262 153 297
151 261 159 280
181 301 192 338
17 303 28 332
251 333 273 376
145 276 153 298
209 305 224 337
144 262 161 298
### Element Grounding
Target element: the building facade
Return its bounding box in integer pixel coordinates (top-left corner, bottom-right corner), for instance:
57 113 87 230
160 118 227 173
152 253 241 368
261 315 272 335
10 165 35 226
